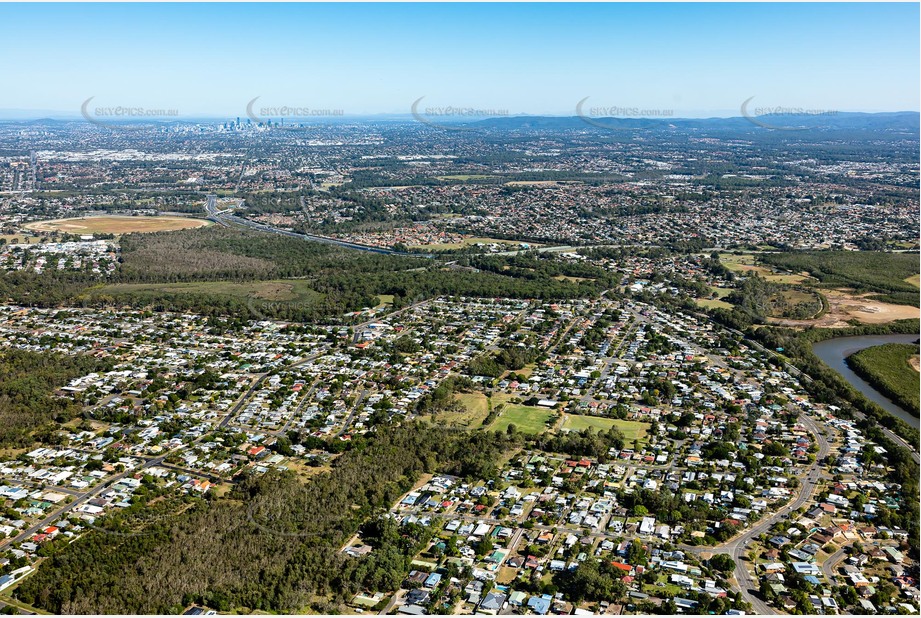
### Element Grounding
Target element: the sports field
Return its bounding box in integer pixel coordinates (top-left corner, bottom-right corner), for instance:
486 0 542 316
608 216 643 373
26 215 210 235
489 404 555 434
561 415 649 441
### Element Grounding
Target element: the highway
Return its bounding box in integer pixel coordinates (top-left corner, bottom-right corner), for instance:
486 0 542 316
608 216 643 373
204 194 432 258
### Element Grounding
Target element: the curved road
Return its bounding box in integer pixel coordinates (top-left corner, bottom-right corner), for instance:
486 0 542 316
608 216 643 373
821 547 848 583
682 412 831 615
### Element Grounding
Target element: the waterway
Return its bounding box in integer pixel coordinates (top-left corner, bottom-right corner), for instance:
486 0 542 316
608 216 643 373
812 333 920 429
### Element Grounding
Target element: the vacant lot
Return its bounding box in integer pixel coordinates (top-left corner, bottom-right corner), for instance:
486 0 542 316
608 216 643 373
26 215 210 235
767 288 825 320
770 289 919 328
561 415 649 441
847 343 920 416
720 253 811 284
490 404 555 434
96 279 321 302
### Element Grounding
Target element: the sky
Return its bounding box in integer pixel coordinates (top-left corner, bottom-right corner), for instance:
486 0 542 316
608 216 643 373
1 2 918 119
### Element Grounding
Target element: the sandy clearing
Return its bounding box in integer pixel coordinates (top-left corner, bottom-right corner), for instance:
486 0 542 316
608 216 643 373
769 288 919 328
25 215 210 235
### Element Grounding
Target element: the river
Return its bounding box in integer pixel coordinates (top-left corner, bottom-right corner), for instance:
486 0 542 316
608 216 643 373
812 333 920 429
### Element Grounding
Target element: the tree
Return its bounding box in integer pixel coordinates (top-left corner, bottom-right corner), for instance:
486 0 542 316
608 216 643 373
709 553 736 573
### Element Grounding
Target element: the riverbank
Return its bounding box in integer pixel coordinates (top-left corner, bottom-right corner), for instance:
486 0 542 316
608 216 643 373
847 343 920 417
750 319 920 448
812 334 921 429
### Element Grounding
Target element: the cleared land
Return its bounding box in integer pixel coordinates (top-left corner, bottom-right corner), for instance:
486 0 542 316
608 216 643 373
769 289 919 328
26 215 210 235
767 288 824 320
847 343 920 416
561 415 649 441
489 404 555 434
695 286 735 310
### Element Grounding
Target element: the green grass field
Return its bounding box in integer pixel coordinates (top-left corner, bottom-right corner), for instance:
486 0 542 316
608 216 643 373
562 415 649 441
695 298 734 310
373 294 395 309
93 279 323 303
847 343 920 416
490 404 555 434
438 393 492 428
719 253 809 283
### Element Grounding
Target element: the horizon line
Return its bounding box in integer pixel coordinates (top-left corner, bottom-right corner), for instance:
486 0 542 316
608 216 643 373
1 109 919 123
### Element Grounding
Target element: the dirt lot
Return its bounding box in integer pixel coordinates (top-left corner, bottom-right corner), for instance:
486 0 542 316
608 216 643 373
26 215 210 235
769 288 920 328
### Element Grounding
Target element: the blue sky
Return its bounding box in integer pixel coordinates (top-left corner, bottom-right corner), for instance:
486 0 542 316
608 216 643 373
1 3 918 118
